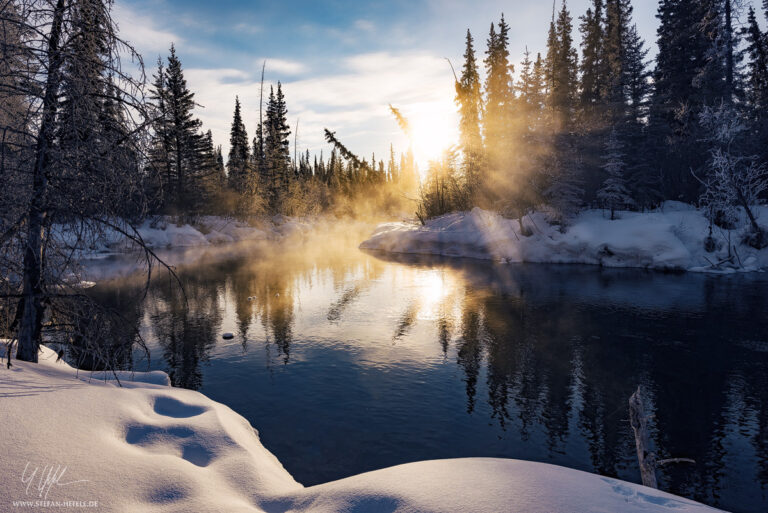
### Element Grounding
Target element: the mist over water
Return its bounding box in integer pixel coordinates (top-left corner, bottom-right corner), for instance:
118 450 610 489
86 229 768 512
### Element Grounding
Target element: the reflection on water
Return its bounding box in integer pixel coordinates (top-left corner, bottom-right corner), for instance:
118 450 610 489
88 235 768 512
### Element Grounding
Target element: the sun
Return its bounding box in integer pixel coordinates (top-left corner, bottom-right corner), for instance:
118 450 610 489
408 107 458 174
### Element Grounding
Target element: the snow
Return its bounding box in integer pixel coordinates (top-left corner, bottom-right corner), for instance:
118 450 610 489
361 203 768 272
0 345 723 513
59 215 317 257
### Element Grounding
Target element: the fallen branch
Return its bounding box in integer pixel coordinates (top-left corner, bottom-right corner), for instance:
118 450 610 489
657 458 695 466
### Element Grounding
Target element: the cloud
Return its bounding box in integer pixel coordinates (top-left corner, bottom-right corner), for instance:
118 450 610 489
353 19 376 33
265 59 307 77
184 51 458 167
233 23 263 35
113 3 181 58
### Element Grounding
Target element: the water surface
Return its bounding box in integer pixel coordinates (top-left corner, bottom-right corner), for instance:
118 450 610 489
89 233 768 512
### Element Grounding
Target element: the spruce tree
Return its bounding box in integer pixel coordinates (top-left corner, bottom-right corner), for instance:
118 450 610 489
743 6 768 113
227 96 250 194
56 0 110 211
483 15 515 168
597 128 634 219
554 2 578 125
624 24 651 125
457 29 483 201
543 138 584 225
579 0 605 114
604 0 635 123
149 58 173 204
264 83 291 211
161 44 203 207
387 144 399 182
743 6 768 164
650 0 724 200
197 129 223 211
517 47 535 126
530 53 546 121
544 7 558 115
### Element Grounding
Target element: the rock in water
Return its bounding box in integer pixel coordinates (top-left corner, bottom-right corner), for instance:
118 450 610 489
222 333 234 340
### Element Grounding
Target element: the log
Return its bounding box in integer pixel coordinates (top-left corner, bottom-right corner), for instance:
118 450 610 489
629 386 658 489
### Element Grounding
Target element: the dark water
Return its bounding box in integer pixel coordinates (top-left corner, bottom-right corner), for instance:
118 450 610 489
88 236 768 513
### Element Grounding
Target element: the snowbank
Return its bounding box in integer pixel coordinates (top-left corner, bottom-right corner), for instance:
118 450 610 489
0 346 723 512
62 216 317 257
361 203 768 272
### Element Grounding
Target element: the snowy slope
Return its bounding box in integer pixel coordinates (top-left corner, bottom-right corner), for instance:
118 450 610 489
361 203 768 272
0 346 723 513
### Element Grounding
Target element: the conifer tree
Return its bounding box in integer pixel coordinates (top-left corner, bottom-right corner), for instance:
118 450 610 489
743 6 768 113
650 0 724 200
554 2 578 126
579 0 605 114
530 53 546 120
265 83 291 211
484 15 515 168
196 129 223 211
624 23 651 125
387 144 399 182
227 96 250 194
517 47 536 127
543 138 584 225
597 128 634 219
545 7 558 110
56 0 111 212
149 58 173 203
457 29 483 199
603 0 636 123
151 45 203 208
743 5 768 163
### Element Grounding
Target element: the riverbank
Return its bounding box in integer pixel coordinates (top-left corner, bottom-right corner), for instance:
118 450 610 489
0 345 722 513
65 215 318 257
361 202 768 273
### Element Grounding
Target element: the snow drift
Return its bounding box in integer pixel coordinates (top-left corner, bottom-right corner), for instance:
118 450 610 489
361 203 768 272
0 346 723 512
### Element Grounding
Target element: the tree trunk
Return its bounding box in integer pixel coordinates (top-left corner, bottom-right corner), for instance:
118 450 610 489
725 0 734 103
16 0 67 363
629 387 658 489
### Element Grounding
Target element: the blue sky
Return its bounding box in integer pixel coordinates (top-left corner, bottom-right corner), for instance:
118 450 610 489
115 0 662 166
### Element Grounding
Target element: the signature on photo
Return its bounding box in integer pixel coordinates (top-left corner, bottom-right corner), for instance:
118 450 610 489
21 461 90 500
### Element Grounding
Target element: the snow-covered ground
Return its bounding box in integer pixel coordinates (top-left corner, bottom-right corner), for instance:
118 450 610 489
62 215 321 257
361 202 768 273
0 345 723 512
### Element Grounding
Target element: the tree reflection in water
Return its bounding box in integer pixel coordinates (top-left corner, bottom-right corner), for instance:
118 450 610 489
89 239 768 512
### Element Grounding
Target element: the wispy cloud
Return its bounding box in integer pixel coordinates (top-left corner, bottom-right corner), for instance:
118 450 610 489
113 3 181 58
353 19 376 33
265 59 307 77
185 51 458 165
233 22 263 35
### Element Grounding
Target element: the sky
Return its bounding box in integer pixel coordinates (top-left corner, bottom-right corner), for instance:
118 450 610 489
114 0 662 168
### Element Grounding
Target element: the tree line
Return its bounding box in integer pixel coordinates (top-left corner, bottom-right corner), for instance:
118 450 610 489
421 0 768 247
146 46 419 219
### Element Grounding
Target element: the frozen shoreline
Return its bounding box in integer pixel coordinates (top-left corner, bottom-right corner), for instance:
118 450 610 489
0 345 723 512
361 202 768 273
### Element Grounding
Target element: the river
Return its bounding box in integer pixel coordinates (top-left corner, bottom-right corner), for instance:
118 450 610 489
86 229 768 512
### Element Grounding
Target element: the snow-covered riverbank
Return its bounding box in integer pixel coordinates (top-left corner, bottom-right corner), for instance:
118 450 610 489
361 202 768 273
0 346 722 512
67 215 319 257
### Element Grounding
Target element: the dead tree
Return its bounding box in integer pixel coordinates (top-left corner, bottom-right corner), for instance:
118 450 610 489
629 387 695 489
0 0 177 367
